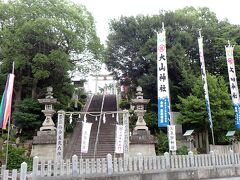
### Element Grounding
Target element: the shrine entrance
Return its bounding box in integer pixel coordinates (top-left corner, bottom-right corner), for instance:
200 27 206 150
91 73 117 94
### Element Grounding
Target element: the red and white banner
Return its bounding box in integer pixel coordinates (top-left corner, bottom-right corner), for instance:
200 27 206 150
115 124 125 153
225 45 239 104
81 121 92 153
157 24 170 127
225 43 240 128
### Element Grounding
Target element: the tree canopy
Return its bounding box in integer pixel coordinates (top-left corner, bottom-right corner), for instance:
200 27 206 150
0 0 103 102
105 7 240 110
177 74 234 144
105 7 240 147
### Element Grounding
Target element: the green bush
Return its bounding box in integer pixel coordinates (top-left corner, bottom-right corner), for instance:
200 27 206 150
155 130 169 155
2 144 32 170
177 145 188 155
119 100 130 110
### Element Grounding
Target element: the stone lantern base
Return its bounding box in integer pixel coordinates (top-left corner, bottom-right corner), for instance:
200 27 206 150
129 130 156 156
31 130 56 160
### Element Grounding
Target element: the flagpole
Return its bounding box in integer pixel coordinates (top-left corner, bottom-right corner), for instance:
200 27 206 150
93 94 105 158
5 117 10 166
198 31 215 145
5 62 15 167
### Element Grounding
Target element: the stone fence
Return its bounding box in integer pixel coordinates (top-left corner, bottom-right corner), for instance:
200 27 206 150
2 150 240 179
210 144 240 154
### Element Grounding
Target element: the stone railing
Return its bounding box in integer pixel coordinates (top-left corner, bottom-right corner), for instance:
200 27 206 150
210 144 240 154
2 150 240 179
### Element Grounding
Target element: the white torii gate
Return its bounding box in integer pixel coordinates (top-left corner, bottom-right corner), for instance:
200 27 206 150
91 74 117 94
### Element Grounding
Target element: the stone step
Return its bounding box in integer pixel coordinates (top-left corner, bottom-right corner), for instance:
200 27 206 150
64 94 118 159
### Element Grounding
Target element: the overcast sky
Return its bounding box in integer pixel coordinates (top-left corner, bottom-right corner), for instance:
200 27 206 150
72 0 240 92
74 0 240 44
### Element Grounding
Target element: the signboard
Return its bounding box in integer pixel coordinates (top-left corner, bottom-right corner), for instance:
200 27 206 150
198 35 213 128
81 121 92 153
167 125 177 151
225 44 240 128
56 111 65 162
157 25 170 127
115 124 125 153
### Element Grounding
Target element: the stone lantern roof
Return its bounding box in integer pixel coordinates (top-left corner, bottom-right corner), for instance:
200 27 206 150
131 86 150 105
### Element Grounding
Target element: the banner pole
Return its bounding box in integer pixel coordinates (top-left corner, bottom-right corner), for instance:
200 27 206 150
210 125 215 145
198 31 215 145
5 117 11 167
93 95 105 158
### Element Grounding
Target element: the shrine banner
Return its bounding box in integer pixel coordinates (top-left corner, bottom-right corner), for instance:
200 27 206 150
56 111 65 162
167 125 177 151
123 111 129 154
115 124 125 153
225 44 240 128
157 26 170 127
198 35 213 128
81 121 92 153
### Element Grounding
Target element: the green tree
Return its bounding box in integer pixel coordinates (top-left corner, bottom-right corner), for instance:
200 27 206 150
1 145 32 170
177 74 234 144
155 129 169 155
12 98 43 138
105 7 240 110
0 0 103 103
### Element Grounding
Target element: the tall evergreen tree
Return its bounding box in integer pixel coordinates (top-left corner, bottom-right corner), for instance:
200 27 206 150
177 74 234 144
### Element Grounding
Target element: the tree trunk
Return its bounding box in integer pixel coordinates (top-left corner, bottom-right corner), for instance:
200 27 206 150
14 86 22 102
32 82 37 99
31 78 39 99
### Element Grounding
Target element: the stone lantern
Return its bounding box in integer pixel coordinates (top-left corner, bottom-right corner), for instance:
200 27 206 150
31 87 58 160
129 86 156 156
131 86 149 131
38 86 57 131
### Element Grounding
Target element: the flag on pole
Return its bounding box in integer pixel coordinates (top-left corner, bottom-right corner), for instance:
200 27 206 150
0 73 15 129
197 33 213 128
81 121 92 153
225 42 240 128
157 23 170 127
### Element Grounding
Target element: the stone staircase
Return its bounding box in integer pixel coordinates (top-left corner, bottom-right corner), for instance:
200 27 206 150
64 94 118 159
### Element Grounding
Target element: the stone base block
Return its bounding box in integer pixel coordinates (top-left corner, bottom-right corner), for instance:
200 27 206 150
129 130 156 156
31 130 56 160
129 143 156 156
31 143 56 160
